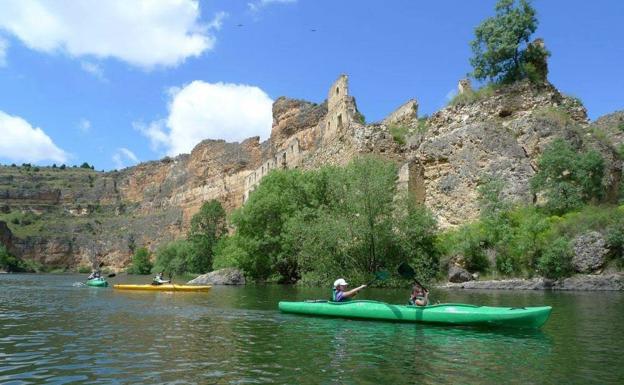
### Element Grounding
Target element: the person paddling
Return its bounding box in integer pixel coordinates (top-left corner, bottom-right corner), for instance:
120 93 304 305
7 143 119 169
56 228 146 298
87 270 101 280
409 283 429 306
152 272 171 285
332 278 366 302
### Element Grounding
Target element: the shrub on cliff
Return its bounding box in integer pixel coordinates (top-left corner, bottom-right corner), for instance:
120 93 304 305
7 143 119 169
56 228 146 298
0 245 22 272
530 139 605 215
127 247 152 275
470 0 549 84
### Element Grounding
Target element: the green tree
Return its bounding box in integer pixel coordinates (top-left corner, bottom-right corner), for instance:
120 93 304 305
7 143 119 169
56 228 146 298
538 237 572 279
0 244 22 272
231 169 323 281
530 139 605 215
470 0 547 83
153 240 194 275
127 247 152 274
188 200 227 273
394 200 439 283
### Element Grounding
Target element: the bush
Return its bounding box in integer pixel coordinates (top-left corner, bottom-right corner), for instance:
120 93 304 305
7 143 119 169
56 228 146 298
449 84 498 106
388 125 409 145
77 265 92 274
538 237 573 279
0 245 22 272
530 138 605 215
153 240 194 275
354 111 366 124
213 235 249 270
127 247 153 275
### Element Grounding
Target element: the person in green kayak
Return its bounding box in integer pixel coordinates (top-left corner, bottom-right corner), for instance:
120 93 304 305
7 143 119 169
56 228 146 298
87 270 101 280
152 272 171 285
332 278 367 302
408 283 429 306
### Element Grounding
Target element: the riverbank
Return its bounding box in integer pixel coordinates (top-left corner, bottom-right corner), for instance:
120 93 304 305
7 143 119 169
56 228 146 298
438 273 624 291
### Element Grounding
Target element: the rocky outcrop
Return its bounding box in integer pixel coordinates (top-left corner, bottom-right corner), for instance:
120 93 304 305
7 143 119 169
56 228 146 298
271 97 326 151
448 264 473 283
572 232 609 273
382 99 418 126
439 273 624 291
590 110 624 148
187 268 246 285
406 80 621 228
1 75 622 273
0 221 15 254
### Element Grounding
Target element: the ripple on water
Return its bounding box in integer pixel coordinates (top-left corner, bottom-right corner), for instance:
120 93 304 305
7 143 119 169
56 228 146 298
2 274 624 384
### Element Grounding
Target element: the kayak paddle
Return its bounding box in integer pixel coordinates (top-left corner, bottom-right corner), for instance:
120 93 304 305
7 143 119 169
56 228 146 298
365 270 389 286
397 262 427 292
107 273 116 278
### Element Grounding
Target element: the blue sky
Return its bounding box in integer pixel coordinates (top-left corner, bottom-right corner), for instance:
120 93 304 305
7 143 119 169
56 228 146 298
0 0 622 170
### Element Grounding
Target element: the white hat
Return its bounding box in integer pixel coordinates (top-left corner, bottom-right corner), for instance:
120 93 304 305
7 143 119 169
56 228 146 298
333 278 348 288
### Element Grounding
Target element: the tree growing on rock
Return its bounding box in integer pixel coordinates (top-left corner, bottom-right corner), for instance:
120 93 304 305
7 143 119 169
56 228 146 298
188 200 227 273
470 0 549 84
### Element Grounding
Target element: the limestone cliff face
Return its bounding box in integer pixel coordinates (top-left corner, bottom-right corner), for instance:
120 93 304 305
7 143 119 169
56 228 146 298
407 81 620 228
1 75 622 269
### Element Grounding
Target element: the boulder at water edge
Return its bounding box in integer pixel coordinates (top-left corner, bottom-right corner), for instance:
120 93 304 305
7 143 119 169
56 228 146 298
448 264 474 283
572 232 609 273
187 268 246 285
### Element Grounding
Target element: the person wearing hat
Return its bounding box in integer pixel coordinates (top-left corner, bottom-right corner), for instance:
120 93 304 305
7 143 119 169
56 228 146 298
332 278 367 302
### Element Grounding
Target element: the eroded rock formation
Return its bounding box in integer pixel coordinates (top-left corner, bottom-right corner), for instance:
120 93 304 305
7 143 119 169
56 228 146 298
1 74 622 271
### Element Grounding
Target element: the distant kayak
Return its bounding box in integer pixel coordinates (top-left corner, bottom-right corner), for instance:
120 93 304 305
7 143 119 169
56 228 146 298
113 284 211 292
279 300 552 328
86 278 108 287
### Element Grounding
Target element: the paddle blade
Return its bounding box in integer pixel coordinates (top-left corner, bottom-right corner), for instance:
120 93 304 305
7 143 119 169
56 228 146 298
398 262 416 280
107 273 116 278
375 271 390 281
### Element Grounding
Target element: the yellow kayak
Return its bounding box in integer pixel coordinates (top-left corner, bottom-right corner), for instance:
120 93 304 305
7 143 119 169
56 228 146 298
113 284 212 292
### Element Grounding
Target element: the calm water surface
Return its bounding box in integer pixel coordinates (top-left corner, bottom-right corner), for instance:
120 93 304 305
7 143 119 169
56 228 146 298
1 274 623 384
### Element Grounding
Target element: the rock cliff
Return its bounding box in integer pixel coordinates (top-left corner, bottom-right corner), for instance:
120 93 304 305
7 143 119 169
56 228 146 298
1 75 622 270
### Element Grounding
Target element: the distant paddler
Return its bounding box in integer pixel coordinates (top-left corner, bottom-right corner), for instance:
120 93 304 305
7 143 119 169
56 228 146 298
152 272 171 285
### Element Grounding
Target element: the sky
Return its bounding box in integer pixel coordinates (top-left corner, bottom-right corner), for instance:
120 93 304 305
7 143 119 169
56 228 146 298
0 0 622 170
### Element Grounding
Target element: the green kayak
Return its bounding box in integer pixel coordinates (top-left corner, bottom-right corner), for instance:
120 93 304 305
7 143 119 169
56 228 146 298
278 300 552 328
86 278 108 287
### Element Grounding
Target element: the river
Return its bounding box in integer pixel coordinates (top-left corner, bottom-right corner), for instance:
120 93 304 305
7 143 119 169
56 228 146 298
1 274 622 384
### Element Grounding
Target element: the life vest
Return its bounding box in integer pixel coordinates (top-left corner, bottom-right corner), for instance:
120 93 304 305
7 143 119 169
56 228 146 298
332 288 351 302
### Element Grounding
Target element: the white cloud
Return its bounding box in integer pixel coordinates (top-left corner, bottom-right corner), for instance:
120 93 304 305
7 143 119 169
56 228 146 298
0 110 68 163
112 147 139 169
80 61 107 81
0 36 8 66
138 81 273 156
0 1 226 69
77 118 91 134
248 0 297 12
